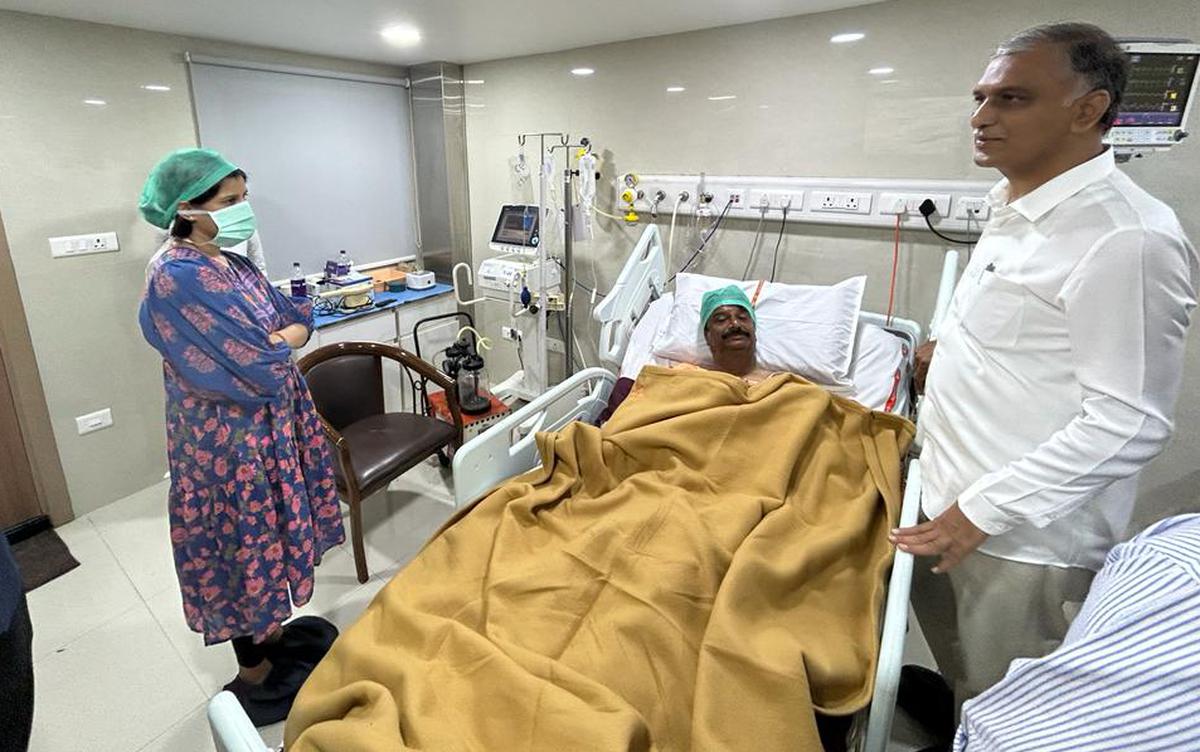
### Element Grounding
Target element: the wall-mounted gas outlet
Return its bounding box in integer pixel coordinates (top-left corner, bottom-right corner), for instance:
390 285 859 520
954 197 991 220
50 232 119 258
813 191 872 214
76 407 113 435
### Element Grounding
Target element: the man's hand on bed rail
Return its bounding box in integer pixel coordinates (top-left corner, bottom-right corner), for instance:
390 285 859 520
913 340 937 395
889 502 987 574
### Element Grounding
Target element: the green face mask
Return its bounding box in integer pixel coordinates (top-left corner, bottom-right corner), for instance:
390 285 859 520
182 201 257 248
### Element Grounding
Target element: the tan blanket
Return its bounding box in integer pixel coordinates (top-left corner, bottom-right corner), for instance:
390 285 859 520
286 366 913 751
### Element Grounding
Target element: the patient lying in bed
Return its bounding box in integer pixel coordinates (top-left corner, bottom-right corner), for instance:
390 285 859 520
284 285 914 752
600 284 774 422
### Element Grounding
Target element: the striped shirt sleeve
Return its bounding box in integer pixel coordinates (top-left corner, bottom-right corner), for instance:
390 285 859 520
954 515 1200 752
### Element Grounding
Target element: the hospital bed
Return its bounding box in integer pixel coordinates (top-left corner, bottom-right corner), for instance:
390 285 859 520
208 225 959 752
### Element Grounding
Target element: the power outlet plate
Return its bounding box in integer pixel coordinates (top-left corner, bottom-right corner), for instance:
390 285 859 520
954 197 991 220
812 191 872 214
50 231 119 258
76 407 113 435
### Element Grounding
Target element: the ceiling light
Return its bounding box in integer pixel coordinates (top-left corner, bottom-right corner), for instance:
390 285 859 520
465 79 485 85
707 95 737 101
879 79 899 85
571 67 595 76
83 99 107 106
869 67 895 75
140 84 171 92
666 86 686 93
380 24 422 47
831 32 866 44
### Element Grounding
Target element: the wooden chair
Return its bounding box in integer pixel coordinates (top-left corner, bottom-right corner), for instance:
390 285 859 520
297 341 464 583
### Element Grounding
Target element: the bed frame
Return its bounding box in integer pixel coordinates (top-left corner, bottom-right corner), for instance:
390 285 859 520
208 223 960 752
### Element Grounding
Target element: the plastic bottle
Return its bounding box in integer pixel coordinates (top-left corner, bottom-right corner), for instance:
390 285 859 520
336 249 351 277
290 262 307 297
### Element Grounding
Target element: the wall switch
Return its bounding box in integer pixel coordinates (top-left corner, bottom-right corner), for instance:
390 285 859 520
954 197 991 220
50 232 119 258
76 408 113 435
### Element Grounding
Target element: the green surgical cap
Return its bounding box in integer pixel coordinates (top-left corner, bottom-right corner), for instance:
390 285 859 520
700 284 756 329
139 148 239 229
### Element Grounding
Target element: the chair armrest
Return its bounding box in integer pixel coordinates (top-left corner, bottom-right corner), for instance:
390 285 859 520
379 344 465 446
314 414 359 486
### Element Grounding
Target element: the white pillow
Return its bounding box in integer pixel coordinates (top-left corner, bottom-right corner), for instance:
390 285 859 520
651 273 866 387
847 323 909 413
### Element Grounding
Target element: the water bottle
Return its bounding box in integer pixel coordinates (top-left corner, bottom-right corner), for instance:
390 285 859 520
336 249 351 277
290 262 307 297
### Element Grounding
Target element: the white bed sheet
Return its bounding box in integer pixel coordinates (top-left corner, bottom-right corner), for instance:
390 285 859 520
619 293 910 414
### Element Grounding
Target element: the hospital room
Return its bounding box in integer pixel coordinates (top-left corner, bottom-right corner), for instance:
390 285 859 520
2 0 1200 749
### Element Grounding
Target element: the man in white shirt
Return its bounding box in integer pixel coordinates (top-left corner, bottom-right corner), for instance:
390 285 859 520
892 21 1199 713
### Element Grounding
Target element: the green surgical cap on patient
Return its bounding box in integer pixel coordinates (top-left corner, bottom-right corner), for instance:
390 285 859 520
700 285 757 330
139 148 240 229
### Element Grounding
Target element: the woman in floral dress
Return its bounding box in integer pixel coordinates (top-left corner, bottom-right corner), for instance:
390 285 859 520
137 148 344 724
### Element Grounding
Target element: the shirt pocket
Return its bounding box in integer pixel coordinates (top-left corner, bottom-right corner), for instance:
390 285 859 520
959 273 1026 348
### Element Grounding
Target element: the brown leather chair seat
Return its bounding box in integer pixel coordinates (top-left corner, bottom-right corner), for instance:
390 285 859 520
334 413 458 494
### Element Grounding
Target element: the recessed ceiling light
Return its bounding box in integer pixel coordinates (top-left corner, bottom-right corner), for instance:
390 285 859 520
869 67 895 75
707 95 737 101
758 104 770 109
465 79 485 85
879 79 899 85
831 32 866 44
381 24 422 47
571 67 595 76
83 99 107 106
666 86 686 93
467 103 486 108
140 84 171 92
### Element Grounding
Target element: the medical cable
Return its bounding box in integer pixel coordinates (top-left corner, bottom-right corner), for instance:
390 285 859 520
670 198 735 284
919 199 976 246
456 325 492 352
741 209 768 280
886 214 902 327
667 195 685 272
768 207 790 282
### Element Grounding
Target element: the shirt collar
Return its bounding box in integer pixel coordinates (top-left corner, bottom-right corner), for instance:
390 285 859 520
986 147 1116 222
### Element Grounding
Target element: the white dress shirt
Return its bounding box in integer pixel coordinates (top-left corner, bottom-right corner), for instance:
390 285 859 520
955 514 1200 751
919 148 1198 570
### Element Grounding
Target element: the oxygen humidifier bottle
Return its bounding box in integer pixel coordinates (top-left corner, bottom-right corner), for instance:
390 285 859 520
290 262 307 298
337 249 351 277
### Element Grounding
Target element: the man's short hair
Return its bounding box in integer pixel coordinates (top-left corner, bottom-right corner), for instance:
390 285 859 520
995 22 1130 129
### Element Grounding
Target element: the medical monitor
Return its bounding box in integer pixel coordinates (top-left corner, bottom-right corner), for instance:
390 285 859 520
489 204 540 255
1106 41 1200 155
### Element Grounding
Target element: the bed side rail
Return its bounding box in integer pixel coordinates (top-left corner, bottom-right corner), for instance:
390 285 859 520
452 368 616 507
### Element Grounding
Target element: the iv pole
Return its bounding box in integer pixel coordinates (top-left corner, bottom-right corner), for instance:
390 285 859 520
549 136 592 377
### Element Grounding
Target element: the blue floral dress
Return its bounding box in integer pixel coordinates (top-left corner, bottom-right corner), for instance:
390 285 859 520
139 246 345 645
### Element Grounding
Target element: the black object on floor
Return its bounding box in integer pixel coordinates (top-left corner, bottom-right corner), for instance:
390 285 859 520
11 528 79 592
224 617 340 727
897 664 955 745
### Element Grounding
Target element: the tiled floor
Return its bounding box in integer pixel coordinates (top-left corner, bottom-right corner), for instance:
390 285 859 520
26 456 938 751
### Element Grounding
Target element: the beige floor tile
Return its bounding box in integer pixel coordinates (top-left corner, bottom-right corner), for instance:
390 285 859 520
26 518 143 662
135 704 213 752
87 480 178 601
29 605 206 752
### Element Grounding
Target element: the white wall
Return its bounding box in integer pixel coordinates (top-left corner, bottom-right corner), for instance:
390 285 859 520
0 10 405 516
462 0 1200 532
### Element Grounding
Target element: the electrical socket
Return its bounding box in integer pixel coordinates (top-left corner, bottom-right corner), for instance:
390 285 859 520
954 197 990 220
500 326 522 342
879 193 908 215
726 188 746 210
49 231 119 258
906 194 952 217
747 191 772 211
772 192 800 210
812 191 872 214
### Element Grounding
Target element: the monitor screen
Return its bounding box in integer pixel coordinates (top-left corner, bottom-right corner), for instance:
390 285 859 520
1112 52 1199 128
491 205 540 248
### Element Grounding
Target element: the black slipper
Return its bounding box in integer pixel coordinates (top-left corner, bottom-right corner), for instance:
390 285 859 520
266 616 339 670
897 664 955 743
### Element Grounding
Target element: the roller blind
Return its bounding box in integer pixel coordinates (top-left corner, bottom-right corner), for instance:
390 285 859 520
188 57 417 280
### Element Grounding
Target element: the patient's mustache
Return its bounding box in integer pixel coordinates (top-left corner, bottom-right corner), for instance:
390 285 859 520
723 327 751 340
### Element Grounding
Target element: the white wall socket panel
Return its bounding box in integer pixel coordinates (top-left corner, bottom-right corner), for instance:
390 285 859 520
76 407 113 435
812 191 872 214
50 231 119 258
954 197 991 220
